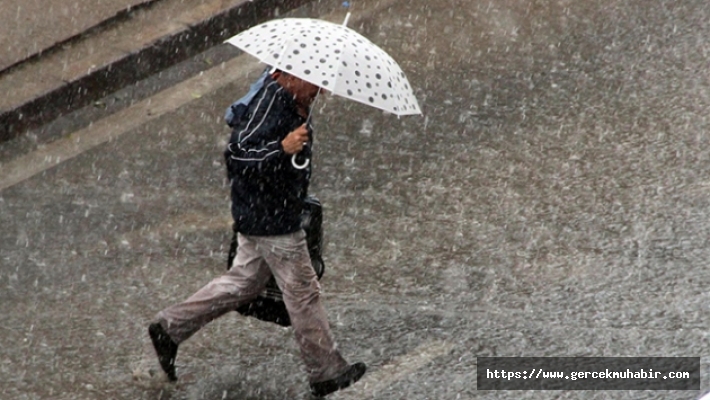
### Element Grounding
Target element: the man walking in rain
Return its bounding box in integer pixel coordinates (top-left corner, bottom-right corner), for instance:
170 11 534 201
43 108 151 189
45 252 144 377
148 69 366 398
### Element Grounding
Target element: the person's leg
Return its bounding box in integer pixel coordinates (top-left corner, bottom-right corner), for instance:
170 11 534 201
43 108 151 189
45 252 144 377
255 230 350 383
155 233 272 343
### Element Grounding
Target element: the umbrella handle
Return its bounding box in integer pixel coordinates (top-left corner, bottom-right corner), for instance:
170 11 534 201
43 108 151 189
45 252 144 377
291 154 310 169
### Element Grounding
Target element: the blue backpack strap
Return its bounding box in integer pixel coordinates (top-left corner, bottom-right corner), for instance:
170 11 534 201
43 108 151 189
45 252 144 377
224 68 270 127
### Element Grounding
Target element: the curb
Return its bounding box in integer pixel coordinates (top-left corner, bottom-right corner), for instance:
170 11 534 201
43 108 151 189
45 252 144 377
0 0 315 143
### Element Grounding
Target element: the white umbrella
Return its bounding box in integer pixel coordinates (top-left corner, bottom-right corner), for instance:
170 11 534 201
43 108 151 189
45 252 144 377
225 16 421 116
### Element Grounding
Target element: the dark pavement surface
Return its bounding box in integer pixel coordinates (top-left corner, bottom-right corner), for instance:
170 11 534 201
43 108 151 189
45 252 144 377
2 0 710 399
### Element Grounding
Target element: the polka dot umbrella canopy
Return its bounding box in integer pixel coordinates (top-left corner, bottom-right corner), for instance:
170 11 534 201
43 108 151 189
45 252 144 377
225 17 421 116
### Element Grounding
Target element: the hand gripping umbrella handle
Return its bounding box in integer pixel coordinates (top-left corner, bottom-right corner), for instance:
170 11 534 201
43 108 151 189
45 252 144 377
291 92 318 170
292 154 310 169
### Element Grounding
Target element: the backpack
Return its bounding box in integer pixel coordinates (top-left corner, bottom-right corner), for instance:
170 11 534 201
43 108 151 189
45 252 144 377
224 68 270 127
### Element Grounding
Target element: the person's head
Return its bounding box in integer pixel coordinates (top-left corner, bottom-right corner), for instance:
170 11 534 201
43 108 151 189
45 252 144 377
271 70 321 109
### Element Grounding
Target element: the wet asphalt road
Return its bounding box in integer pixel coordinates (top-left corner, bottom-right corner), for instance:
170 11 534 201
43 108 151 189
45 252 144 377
2 0 710 399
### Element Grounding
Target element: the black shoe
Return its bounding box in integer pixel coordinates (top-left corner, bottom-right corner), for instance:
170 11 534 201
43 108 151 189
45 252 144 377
309 362 367 397
148 322 179 381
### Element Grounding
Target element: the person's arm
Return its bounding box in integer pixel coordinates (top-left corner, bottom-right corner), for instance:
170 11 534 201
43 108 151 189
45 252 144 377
227 83 288 168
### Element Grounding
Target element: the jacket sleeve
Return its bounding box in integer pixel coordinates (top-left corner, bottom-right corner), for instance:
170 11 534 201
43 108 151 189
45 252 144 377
226 84 287 170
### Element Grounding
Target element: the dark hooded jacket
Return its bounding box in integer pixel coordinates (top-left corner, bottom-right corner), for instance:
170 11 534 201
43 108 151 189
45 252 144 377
224 76 312 236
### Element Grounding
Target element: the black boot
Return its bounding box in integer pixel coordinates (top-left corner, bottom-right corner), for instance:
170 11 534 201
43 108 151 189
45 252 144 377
309 362 367 397
148 322 179 381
